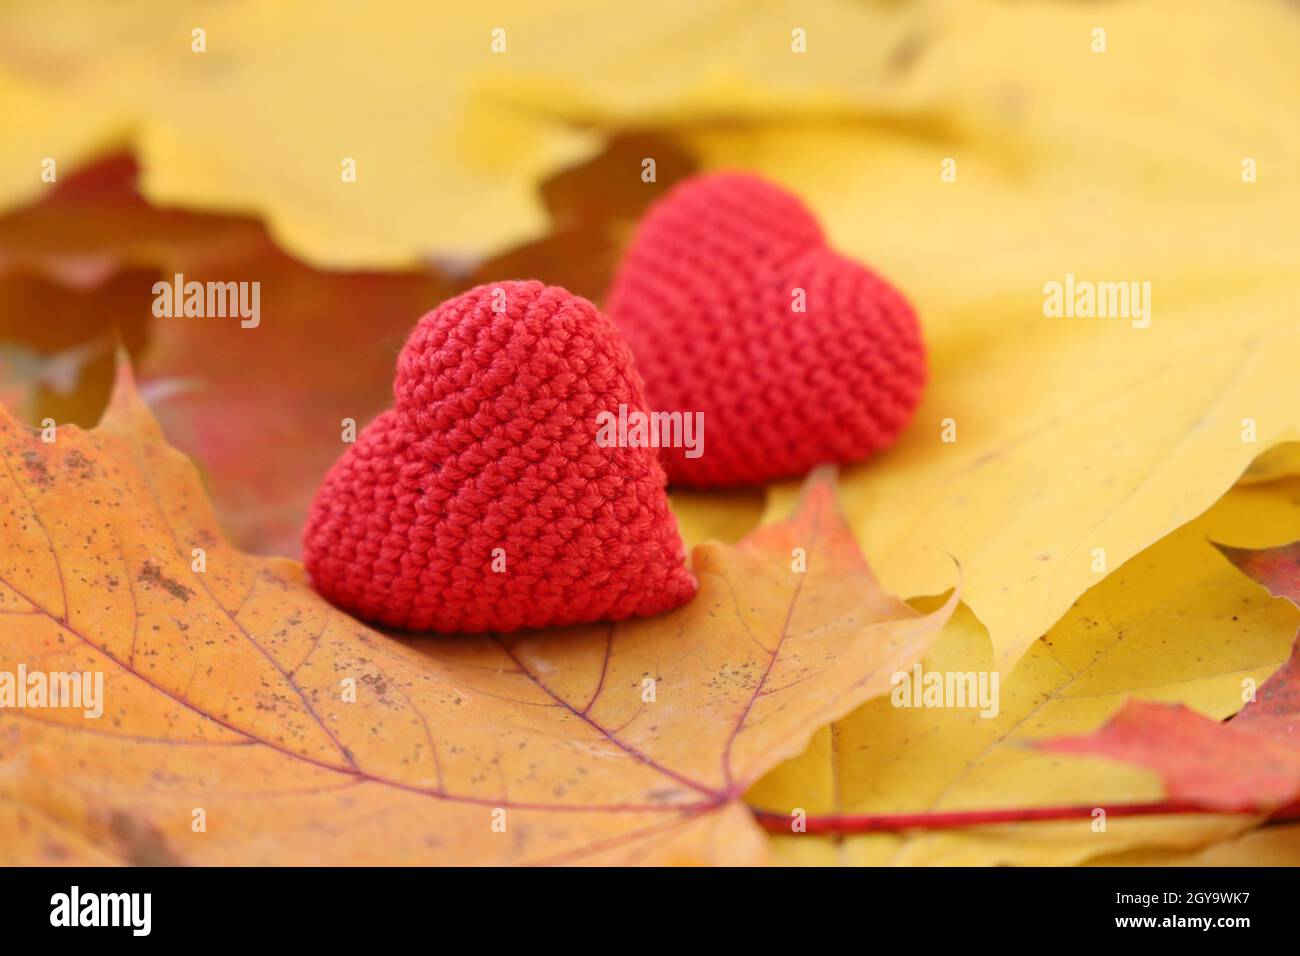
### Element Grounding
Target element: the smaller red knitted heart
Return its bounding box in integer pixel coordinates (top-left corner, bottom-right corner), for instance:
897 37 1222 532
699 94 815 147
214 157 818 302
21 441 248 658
607 172 926 488
303 281 696 634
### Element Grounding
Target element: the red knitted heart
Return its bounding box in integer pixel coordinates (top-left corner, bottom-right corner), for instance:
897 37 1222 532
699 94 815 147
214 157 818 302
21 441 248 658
302 281 697 634
606 172 926 488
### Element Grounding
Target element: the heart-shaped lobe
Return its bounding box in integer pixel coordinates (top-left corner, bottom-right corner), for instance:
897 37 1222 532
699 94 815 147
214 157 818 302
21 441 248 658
606 172 926 487
303 281 697 634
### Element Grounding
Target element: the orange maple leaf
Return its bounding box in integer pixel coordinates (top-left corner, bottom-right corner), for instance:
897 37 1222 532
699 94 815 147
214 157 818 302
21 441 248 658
0 362 955 865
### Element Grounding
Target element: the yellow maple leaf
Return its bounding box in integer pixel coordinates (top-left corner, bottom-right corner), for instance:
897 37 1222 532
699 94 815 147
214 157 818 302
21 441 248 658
0 0 936 269
1089 822 1300 867
749 475 1300 865
689 0 1300 671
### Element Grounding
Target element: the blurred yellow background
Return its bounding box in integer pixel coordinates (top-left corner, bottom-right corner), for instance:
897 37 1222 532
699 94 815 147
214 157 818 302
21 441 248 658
2 0 1298 652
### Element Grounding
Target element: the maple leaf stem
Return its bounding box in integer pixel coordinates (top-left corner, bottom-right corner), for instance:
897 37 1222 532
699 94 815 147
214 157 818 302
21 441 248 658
748 799 1300 835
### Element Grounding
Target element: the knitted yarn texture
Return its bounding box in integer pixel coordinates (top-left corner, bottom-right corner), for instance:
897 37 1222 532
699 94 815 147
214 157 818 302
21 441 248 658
303 281 697 633
606 172 927 487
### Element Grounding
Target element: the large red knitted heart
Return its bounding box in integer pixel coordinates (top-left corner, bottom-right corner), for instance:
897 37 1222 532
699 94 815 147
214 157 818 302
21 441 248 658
606 172 926 488
302 281 697 634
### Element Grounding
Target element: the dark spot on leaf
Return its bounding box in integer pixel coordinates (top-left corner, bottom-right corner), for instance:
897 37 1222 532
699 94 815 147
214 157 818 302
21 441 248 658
139 560 194 603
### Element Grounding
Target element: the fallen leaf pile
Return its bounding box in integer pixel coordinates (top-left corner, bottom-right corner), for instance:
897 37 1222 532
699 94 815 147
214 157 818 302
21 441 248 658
750 476 1300 865
0 149 700 557
2 0 1300 865
0 0 935 269
1045 541 1300 815
0 373 953 863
